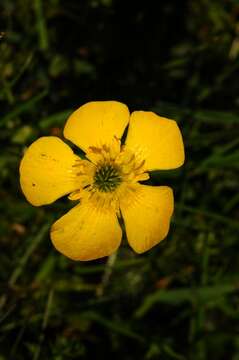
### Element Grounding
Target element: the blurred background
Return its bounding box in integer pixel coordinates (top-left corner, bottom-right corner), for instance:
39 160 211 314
0 0 239 359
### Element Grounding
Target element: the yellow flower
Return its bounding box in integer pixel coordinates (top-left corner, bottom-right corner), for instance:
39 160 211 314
20 101 185 261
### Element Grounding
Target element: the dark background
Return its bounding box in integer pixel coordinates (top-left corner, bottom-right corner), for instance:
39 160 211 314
0 0 239 359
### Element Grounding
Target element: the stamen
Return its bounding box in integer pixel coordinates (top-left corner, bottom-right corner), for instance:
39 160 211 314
94 163 121 192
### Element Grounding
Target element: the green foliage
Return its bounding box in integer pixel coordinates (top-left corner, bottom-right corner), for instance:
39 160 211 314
0 0 239 359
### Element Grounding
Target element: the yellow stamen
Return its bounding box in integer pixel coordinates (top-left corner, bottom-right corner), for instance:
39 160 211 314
68 137 148 209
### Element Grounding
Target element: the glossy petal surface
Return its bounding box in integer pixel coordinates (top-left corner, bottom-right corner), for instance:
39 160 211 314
51 200 122 261
125 111 185 170
120 184 174 253
64 101 130 152
20 137 79 206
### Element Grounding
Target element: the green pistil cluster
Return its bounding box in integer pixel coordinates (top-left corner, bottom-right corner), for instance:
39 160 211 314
94 163 122 192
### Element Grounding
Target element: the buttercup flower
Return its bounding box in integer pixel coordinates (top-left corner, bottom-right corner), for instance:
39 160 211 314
20 101 185 261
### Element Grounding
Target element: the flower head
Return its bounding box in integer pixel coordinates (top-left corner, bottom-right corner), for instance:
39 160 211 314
20 101 185 261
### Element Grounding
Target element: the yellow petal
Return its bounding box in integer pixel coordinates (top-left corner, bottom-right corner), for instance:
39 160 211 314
64 101 130 152
20 136 80 206
125 111 185 170
50 200 122 261
120 184 174 253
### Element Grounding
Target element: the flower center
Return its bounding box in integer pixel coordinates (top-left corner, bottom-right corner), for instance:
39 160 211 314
69 138 150 201
93 163 122 192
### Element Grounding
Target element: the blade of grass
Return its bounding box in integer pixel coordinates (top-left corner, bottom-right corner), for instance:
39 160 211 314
33 289 54 360
39 109 73 129
0 89 48 127
81 311 145 343
10 52 34 87
224 193 239 213
8 222 50 287
135 284 237 318
175 204 239 230
96 251 118 297
10 322 27 359
154 101 239 124
33 0 48 51
196 233 211 360
197 151 239 171
163 344 186 360
54 280 96 292
74 258 146 275
1 77 14 104
34 254 56 284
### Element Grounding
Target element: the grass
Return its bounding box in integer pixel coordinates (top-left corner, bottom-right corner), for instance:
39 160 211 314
0 0 239 359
